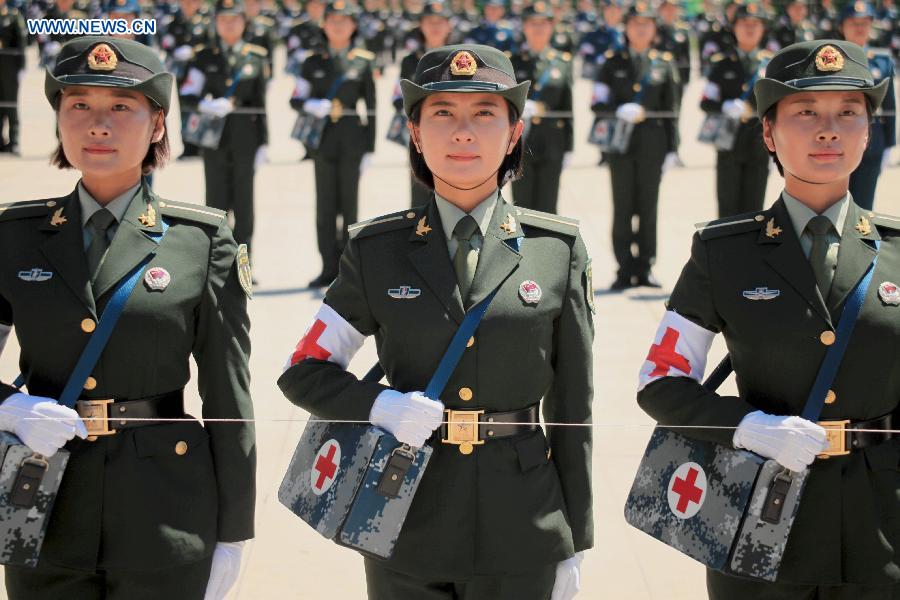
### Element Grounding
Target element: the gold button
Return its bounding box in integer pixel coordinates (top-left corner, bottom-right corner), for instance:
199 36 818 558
458 387 473 402
406 212 416 219
820 331 836 346
459 442 473 455
633 83 642 92
825 390 836 404
83 377 97 391
81 318 96 333
175 441 188 456
466 337 475 348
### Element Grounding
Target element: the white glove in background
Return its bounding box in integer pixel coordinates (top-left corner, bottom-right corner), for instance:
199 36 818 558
662 152 679 174
173 44 194 62
369 390 443 447
203 541 246 600
303 98 333 119
551 551 585 600
615 102 645 124
254 145 268 169
0 393 87 457
198 97 234 118
733 410 828 472
722 98 748 120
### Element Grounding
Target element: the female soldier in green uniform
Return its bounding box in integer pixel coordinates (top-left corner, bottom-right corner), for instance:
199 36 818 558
0 37 255 599
637 40 899 599
279 44 594 600
290 0 377 288
592 1 679 290
511 1 574 214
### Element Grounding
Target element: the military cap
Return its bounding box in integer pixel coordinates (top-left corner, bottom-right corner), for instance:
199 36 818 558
754 40 889 118
600 0 626 7
625 1 656 20
400 44 531 116
421 0 452 18
522 0 554 19
215 0 245 14
45 36 174 114
731 1 767 22
108 0 140 14
325 0 360 18
484 0 506 7
839 0 875 22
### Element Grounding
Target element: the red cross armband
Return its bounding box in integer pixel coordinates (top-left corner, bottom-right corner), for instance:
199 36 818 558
284 303 366 372
638 311 715 392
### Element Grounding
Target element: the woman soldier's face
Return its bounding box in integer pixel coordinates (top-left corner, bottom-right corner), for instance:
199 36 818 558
57 86 164 179
323 14 357 45
763 91 869 184
412 92 522 189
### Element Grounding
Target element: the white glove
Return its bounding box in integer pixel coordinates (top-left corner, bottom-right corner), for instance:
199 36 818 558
303 98 333 119
722 98 749 120
662 152 679 174
173 44 194 61
369 390 443 448
254 145 268 169
881 148 892 171
0 393 88 457
161 33 176 49
615 102 645 124
198 97 234 118
360 152 373 175
522 99 539 121
733 411 828 472
551 551 584 600
17 70 24 84
203 541 245 600
563 152 573 169
44 41 61 57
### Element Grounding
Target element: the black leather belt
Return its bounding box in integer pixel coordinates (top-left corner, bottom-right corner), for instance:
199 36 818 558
439 405 540 455
75 390 185 440
818 413 896 457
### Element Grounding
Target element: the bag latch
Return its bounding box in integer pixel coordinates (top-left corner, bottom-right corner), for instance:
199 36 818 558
10 455 49 509
376 445 416 498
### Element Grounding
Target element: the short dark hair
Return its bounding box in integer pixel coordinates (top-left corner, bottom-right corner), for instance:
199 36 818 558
762 100 873 178
407 99 525 190
51 105 170 175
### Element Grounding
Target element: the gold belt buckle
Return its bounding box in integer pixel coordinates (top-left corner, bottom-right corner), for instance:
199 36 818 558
817 420 850 458
76 399 117 441
442 409 485 455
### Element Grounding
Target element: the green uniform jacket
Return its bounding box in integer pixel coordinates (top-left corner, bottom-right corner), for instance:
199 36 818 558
638 197 900 585
512 48 575 158
279 197 594 578
0 185 255 572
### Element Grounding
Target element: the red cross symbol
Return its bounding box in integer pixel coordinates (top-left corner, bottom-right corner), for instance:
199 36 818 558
671 467 704 514
313 443 339 491
291 319 332 365
646 327 691 378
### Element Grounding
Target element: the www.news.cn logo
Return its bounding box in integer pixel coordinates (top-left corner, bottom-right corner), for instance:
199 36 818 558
27 19 157 37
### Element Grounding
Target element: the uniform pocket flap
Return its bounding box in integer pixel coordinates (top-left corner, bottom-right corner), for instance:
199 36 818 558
516 431 550 473
863 440 900 471
133 421 209 458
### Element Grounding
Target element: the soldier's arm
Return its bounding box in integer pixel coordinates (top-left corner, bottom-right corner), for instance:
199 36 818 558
882 66 896 148
0 293 16 401
562 61 575 152
543 232 594 554
363 62 377 153
590 54 615 114
192 221 256 543
178 52 207 105
699 62 724 113
278 236 388 421
663 60 680 153
637 232 756 446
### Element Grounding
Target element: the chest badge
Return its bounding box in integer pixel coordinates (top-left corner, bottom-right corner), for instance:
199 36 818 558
499 213 517 235
878 281 900 306
742 287 781 301
416 216 432 237
138 204 157 227
50 207 67 227
388 286 421 299
18 268 53 282
519 280 542 304
855 216 872 236
765 218 782 238
144 267 171 292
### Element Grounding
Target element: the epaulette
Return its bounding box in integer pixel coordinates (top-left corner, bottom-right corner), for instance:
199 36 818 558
0 199 57 223
348 48 376 61
515 207 579 237
604 49 615 58
710 52 725 63
158 199 226 227
695 212 766 240
242 43 268 57
870 211 900 231
348 209 418 240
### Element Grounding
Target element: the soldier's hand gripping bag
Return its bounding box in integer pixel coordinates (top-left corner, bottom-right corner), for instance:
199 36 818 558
278 420 432 559
624 427 809 581
0 432 69 567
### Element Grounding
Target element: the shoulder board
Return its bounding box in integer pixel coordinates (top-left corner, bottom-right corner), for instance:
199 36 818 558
0 199 56 223
242 43 268 57
710 52 725 63
870 211 900 231
348 48 376 61
158 200 226 227
515 208 579 237
695 213 766 240
257 15 275 25
605 49 615 58
348 209 418 240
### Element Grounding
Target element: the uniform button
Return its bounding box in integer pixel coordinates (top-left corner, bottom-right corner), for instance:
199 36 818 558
175 441 188 456
406 212 416 219
83 377 97 391
820 331 836 346
466 337 475 348
825 390 836 404
458 387 473 402
81 318 96 333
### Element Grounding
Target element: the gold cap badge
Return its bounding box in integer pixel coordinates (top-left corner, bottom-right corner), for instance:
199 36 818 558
854 1 866 12
815 45 844 72
450 51 477 76
87 43 118 71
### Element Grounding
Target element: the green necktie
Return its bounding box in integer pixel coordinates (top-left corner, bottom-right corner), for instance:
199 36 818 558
453 215 480 305
86 208 116 282
807 215 834 299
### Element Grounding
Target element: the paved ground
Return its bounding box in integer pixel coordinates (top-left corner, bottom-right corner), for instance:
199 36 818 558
1 45 898 599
